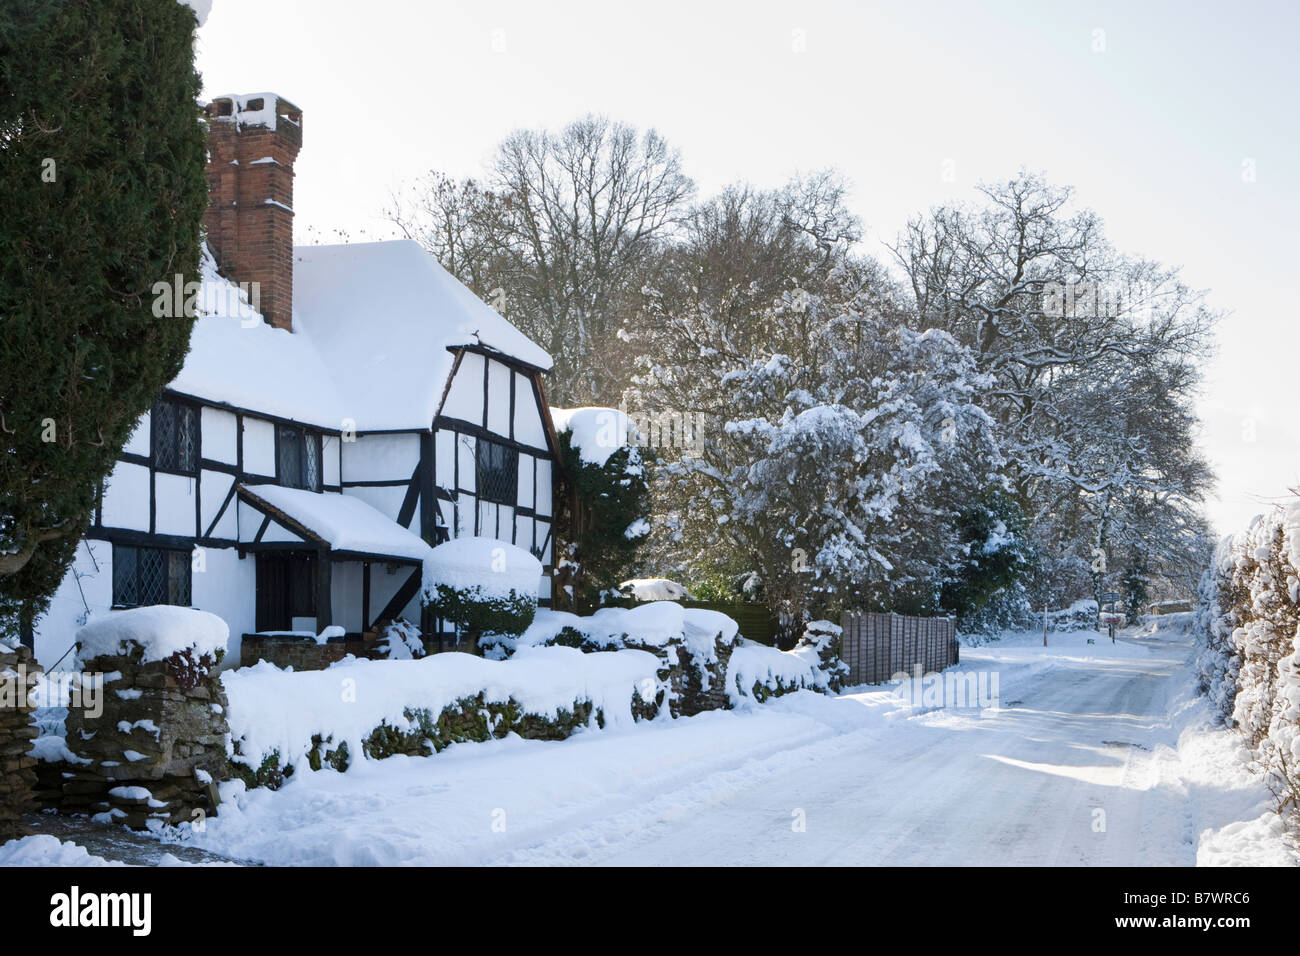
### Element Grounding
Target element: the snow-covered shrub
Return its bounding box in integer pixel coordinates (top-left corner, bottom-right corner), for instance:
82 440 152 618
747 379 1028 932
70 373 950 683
1195 502 1300 815
422 537 541 648
1196 531 1246 720
376 619 425 660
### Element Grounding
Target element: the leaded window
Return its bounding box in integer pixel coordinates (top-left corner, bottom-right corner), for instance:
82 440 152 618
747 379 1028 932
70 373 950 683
152 399 198 473
475 439 518 506
277 425 322 491
112 544 191 608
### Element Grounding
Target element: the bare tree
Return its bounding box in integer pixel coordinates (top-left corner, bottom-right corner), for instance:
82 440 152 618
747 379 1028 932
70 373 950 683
388 115 694 405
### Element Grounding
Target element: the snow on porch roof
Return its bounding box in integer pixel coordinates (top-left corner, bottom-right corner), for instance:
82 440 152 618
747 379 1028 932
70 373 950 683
170 240 552 432
238 484 433 564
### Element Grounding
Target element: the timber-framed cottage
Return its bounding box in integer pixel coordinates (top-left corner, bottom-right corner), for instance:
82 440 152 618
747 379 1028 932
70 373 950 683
31 92 559 665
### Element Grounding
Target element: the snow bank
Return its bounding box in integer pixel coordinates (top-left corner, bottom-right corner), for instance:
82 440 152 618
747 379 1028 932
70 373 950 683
0 835 123 867
221 645 663 778
551 407 633 467
1197 812 1296 866
75 606 229 666
422 536 541 601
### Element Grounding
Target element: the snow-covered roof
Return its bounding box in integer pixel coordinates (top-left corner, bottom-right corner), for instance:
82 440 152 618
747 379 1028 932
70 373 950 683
239 484 434 563
170 240 552 431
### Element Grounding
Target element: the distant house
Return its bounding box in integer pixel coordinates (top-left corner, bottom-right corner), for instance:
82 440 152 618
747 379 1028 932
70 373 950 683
31 92 559 665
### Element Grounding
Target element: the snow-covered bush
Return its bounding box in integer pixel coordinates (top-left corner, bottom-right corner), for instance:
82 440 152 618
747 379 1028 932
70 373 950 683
376 619 425 660
1195 502 1300 815
422 537 541 648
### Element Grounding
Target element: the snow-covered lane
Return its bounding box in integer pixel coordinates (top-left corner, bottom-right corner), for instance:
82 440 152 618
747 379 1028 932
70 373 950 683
182 621 1291 866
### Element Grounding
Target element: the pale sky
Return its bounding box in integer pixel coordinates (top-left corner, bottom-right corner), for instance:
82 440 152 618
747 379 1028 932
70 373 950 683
195 0 1300 537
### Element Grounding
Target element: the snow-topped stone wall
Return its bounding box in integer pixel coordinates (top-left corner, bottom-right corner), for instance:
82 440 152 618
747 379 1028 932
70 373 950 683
62 608 231 829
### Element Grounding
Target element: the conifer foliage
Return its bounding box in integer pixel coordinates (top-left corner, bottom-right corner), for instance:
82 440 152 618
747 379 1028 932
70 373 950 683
0 0 208 637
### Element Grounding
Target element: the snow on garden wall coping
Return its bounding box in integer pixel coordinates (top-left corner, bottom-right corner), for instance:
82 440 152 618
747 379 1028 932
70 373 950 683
221 645 663 779
75 606 229 667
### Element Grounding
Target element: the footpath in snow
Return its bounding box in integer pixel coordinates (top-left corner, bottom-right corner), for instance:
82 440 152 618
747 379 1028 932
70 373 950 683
4 614 1291 867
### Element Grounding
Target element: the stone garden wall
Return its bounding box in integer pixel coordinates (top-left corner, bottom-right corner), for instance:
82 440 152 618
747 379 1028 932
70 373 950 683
0 641 40 843
240 631 373 671
63 643 230 829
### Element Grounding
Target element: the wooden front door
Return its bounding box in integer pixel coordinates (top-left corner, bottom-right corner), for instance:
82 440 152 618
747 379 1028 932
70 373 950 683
255 551 317 632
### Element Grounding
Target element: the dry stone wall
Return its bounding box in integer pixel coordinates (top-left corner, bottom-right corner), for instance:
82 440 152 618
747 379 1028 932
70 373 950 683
63 643 230 830
0 642 40 843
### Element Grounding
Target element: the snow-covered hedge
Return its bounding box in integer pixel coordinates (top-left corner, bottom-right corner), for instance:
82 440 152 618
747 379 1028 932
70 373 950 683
221 646 664 787
485 602 741 717
1196 502 1300 814
727 642 827 704
488 601 733 656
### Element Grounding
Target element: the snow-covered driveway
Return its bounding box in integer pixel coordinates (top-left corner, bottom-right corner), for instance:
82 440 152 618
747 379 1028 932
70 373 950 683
181 618 1291 866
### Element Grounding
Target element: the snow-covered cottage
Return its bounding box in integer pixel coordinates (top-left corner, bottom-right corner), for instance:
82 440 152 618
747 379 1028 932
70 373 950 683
31 93 559 666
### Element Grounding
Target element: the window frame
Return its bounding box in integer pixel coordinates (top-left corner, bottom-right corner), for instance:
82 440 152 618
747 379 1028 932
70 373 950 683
151 397 199 475
475 437 519 507
111 543 192 609
275 424 323 492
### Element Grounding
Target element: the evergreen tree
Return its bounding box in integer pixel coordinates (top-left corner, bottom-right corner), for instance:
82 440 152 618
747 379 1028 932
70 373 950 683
553 425 653 612
0 0 208 639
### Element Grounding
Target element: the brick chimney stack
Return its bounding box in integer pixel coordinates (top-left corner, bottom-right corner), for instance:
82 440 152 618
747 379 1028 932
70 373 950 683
203 93 302 332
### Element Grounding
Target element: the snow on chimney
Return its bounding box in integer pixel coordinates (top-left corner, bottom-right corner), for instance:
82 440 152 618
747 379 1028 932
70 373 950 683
203 93 302 332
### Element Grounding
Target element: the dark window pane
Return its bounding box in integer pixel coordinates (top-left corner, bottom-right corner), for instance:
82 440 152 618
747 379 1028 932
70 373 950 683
278 426 303 489
113 545 138 606
178 406 197 471
154 402 177 470
168 550 192 606
305 435 321 491
152 400 196 474
475 440 518 506
138 549 167 605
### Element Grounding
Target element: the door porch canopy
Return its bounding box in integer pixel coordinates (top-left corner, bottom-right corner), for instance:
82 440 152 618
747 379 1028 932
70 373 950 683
236 484 432 630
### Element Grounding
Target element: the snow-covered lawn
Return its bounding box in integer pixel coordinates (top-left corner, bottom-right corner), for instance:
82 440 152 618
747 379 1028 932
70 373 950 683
8 615 1291 867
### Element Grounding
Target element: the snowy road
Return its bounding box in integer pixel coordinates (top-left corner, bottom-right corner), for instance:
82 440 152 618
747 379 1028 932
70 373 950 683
181 617 1291 866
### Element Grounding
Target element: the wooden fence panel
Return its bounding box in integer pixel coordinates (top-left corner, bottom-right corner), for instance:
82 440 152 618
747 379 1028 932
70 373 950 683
840 611 957 686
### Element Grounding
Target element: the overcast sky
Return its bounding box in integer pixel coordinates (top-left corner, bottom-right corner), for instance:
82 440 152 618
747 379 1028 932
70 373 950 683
195 0 1300 537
